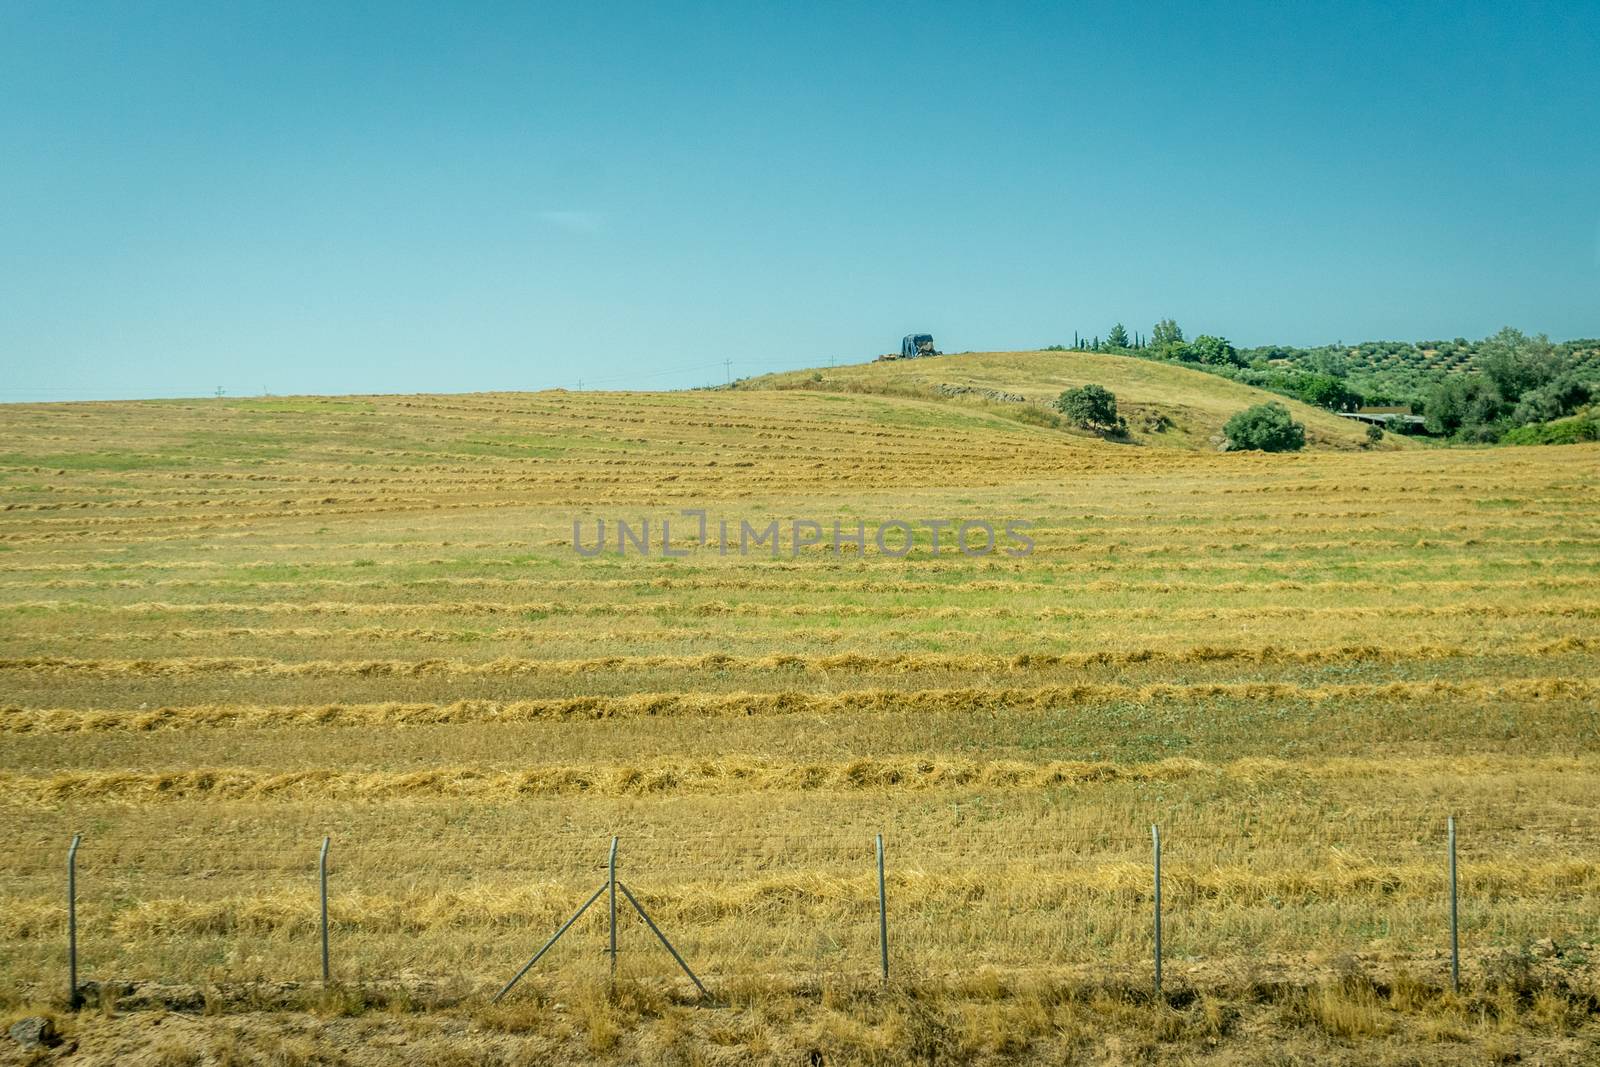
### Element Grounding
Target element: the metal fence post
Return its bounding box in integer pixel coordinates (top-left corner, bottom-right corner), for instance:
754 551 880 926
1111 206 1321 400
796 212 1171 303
319 836 331 986
1448 815 1459 993
608 836 619 982
67 834 81 1010
876 834 889 983
1152 824 1163 997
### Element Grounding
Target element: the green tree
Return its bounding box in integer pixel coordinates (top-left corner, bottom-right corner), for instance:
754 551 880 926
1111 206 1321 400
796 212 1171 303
1479 327 1563 403
1106 323 1130 349
1424 376 1504 435
1304 347 1350 377
1189 334 1240 367
1150 319 1184 348
1365 422 1385 445
1295 373 1362 411
1223 402 1305 452
1057 384 1120 431
1149 319 1191 361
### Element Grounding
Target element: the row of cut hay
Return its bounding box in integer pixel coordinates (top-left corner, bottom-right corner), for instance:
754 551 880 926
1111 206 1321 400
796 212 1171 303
6 521 1594 553
11 599 1597 623
2 638 1593 677
11 447 1569 484
31 615 1598 648
4 514 1592 548
7 754 1600 804
3 550 1596 575
0 497 572 532
6 676 1594 732
4 859 1598 940
7 575 1600 594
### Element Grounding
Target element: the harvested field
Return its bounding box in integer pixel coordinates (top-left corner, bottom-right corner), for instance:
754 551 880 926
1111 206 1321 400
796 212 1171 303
2 376 1598 1063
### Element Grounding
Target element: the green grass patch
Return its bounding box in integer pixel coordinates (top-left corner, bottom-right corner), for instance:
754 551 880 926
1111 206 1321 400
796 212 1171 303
227 398 378 414
0 451 192 471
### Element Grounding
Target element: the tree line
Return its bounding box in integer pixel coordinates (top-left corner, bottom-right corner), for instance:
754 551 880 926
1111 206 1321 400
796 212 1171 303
1059 322 1597 443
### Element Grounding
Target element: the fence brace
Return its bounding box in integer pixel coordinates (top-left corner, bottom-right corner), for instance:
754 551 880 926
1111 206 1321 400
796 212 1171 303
494 837 708 1003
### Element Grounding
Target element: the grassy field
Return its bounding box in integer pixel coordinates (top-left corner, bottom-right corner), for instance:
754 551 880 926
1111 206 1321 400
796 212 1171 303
1 359 1598 1064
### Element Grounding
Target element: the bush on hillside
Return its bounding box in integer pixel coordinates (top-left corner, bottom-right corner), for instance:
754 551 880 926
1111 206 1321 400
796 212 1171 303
1511 375 1592 424
1499 413 1600 445
1011 404 1063 429
1224 402 1305 452
1056 384 1121 432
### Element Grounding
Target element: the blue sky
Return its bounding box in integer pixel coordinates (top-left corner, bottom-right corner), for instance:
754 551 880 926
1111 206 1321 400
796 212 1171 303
2 1 1597 400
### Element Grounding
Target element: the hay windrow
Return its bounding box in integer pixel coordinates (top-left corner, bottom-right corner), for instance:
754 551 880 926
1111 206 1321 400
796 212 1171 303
6 753 1599 804
4 676 1596 733
2 637 1594 678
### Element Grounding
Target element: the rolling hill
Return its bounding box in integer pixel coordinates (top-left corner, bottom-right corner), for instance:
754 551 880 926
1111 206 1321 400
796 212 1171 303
739 348 1404 450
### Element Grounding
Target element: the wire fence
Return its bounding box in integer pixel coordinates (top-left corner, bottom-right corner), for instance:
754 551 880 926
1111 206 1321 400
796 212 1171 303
3 815 1598 1006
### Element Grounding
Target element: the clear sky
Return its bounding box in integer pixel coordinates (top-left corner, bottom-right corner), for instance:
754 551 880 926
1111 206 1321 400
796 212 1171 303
2 1 1597 401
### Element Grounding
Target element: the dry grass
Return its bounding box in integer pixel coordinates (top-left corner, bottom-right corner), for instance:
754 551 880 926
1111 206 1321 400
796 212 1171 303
1 361 1597 1061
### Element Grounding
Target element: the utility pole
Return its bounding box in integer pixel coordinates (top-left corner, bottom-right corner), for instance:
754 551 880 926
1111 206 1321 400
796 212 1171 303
577 378 583 391
215 386 225 398
723 359 732 385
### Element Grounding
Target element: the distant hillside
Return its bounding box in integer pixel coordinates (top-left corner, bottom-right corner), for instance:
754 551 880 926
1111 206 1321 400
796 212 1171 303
737 349 1399 451
1244 336 1600 403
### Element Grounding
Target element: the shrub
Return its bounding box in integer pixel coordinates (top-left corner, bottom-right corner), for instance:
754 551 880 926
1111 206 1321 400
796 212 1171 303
1011 404 1063 429
1499 414 1600 445
1056 384 1121 431
1365 423 1384 445
1511 375 1592 424
1224 402 1305 452
1457 421 1507 444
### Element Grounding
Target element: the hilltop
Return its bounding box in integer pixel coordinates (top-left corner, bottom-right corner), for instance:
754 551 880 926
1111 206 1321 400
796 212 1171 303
737 348 1401 451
